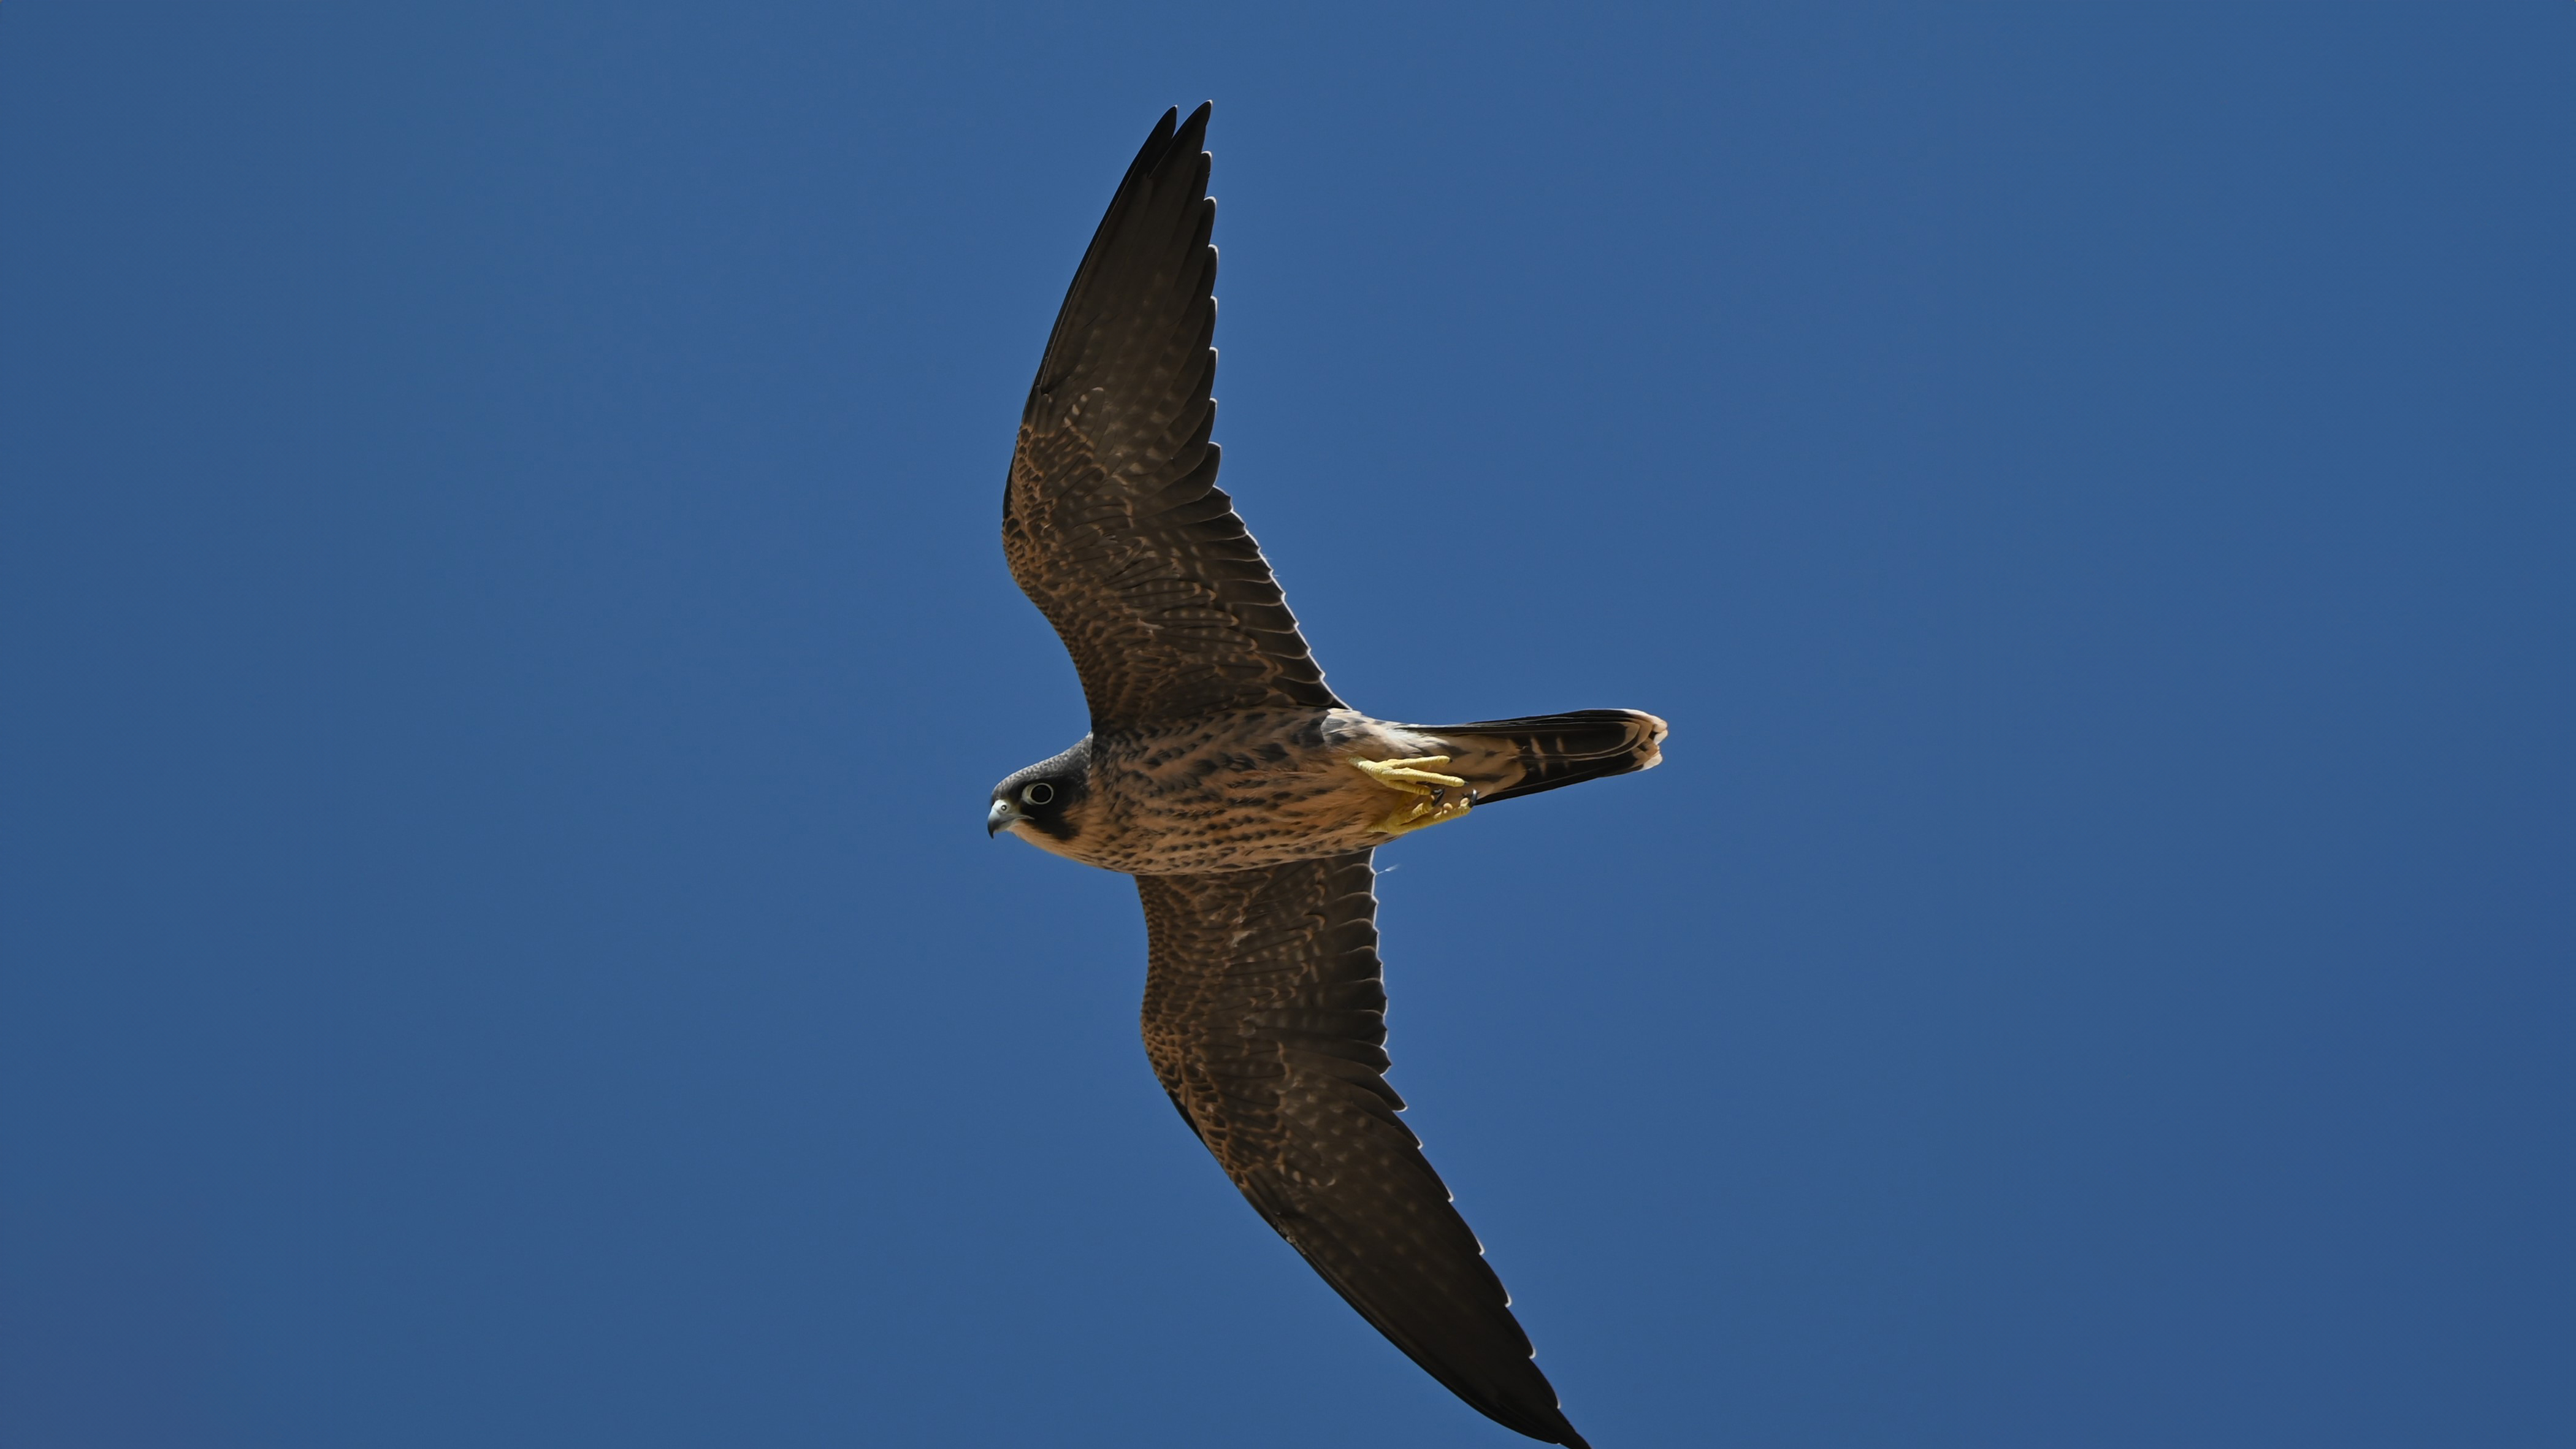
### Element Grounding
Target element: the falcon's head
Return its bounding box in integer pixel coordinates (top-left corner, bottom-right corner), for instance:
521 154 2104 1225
987 737 1094 853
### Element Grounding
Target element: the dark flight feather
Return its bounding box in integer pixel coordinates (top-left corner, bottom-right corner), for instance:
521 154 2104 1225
1003 104 1342 734
1137 854 1591 1449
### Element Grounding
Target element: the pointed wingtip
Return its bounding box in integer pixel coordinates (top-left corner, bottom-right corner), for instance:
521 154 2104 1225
1174 99 1213 155
1132 102 1212 180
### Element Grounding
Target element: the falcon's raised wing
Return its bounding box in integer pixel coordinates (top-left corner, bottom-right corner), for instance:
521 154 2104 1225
1136 852 1590 1448
1003 103 1341 735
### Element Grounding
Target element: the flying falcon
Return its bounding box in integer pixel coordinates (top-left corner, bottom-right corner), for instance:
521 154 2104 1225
985 103 1664 1448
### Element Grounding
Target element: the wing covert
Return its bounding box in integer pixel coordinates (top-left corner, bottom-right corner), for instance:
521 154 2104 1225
1136 852 1589 1448
1004 103 1341 733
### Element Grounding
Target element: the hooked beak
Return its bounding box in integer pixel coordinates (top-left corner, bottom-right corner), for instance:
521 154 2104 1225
986 799 1023 838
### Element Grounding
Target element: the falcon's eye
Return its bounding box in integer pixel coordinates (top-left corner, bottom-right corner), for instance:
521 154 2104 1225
1022 782 1055 806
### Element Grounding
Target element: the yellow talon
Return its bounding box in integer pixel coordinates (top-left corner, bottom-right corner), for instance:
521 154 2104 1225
1352 755 1475 836
1351 756 1467 792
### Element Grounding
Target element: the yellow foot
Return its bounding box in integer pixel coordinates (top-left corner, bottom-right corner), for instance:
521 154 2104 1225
1351 755 1475 836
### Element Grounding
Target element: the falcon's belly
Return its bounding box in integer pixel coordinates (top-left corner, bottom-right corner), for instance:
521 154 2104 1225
1049 709 1456 874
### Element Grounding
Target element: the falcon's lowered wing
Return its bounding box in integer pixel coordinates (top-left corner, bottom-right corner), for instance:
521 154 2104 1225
1136 852 1591 1449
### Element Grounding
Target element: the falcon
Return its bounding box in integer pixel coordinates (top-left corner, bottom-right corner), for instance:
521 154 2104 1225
986 103 1664 1448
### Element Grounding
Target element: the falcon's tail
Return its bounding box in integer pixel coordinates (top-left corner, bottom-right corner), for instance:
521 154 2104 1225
1416 709 1667 806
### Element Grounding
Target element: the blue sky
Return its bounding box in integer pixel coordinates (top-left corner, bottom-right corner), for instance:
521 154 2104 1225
2 5 2569 1446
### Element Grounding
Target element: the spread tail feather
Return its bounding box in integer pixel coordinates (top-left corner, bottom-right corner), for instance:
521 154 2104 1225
1420 709 1667 806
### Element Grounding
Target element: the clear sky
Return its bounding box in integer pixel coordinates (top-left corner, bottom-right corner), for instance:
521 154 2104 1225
2 5 2569 1447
